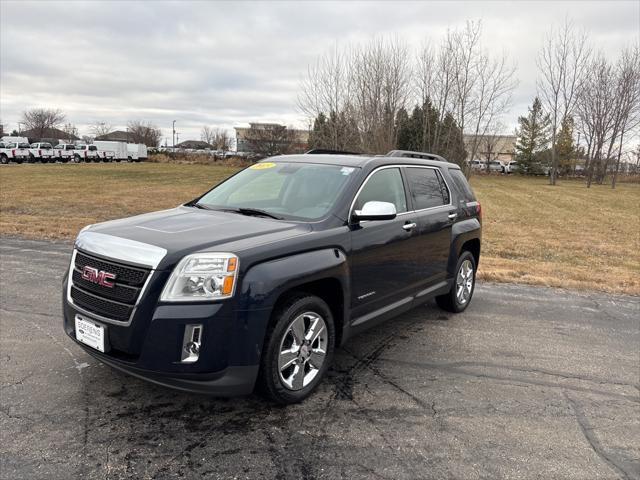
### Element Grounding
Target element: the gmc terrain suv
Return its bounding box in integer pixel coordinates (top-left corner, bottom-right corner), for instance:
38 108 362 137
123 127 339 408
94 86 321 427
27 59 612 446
63 150 481 404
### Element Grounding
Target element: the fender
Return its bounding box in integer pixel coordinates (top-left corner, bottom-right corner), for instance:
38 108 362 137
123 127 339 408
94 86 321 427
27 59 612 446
229 249 350 367
447 218 482 276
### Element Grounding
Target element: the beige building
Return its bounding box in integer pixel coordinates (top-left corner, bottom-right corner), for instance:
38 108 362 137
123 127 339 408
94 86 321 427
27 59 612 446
463 134 517 163
235 123 309 153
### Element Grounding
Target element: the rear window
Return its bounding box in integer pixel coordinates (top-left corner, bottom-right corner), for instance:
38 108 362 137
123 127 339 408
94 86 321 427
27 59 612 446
88 145 97 151
448 169 476 202
405 167 449 210
19 143 30 148
65 145 75 150
40 143 52 149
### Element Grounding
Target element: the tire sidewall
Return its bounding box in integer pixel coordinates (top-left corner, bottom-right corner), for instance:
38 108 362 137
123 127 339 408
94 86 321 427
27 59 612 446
261 295 335 404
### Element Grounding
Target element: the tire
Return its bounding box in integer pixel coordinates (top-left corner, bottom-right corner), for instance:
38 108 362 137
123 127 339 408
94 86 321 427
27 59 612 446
74 155 81 163
0 155 7 165
257 294 335 404
15 158 23 165
436 251 477 313
126 156 133 163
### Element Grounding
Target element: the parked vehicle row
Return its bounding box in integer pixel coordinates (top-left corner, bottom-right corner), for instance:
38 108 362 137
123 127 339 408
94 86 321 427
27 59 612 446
0 138 148 164
467 159 522 174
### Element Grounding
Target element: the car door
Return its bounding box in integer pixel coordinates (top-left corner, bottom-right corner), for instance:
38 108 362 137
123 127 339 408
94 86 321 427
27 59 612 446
403 166 454 292
349 167 420 321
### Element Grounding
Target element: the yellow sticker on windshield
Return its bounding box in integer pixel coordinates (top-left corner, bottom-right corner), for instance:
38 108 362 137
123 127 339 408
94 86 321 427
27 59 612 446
249 162 276 170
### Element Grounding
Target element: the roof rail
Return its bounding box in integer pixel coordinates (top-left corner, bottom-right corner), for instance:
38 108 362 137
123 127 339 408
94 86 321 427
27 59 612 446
305 148 361 155
385 150 448 163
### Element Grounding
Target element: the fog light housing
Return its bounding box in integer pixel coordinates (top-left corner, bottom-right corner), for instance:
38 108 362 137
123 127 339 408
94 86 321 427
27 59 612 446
181 324 202 363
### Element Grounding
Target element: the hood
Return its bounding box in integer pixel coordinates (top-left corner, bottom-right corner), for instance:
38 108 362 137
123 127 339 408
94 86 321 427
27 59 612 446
81 206 310 269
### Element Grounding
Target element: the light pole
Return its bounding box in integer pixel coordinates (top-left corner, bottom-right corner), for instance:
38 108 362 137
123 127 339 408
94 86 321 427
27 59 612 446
172 120 176 149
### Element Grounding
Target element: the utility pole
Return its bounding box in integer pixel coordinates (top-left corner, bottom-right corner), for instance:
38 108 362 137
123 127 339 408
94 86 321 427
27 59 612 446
172 120 176 149
176 132 180 145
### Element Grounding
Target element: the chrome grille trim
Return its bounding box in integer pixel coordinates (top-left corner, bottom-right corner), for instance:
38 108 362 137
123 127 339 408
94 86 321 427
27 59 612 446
66 249 155 326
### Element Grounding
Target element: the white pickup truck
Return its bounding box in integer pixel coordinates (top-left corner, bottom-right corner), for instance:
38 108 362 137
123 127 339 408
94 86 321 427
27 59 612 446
29 142 55 163
97 149 116 162
73 144 100 162
0 141 30 164
53 144 76 162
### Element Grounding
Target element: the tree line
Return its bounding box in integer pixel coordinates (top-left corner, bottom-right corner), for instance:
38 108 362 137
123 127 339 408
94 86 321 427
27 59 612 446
299 20 639 187
298 21 517 171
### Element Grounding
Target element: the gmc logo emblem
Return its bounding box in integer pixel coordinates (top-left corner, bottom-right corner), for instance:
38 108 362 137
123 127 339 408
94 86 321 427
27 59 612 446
81 266 116 288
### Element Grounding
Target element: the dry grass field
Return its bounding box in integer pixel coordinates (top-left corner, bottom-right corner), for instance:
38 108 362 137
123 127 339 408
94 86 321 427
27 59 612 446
1 163 638 295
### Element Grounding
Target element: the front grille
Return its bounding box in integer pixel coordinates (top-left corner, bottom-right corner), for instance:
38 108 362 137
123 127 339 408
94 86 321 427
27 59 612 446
70 250 151 322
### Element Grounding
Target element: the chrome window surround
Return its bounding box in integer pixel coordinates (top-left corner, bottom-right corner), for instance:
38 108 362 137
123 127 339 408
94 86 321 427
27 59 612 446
348 164 453 221
67 233 167 326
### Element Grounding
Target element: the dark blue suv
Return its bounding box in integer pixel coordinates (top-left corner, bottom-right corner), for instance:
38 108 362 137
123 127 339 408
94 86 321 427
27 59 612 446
63 151 481 404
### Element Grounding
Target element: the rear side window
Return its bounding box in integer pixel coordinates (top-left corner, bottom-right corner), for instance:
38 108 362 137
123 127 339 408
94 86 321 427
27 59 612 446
354 168 407 213
448 168 476 202
88 146 97 151
405 167 449 210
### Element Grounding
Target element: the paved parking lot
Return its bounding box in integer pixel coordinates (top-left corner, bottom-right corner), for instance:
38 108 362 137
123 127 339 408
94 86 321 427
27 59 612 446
1 238 638 480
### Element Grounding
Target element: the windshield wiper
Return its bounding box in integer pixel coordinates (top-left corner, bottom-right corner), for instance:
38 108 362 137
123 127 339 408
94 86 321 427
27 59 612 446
191 203 283 220
235 207 283 220
191 202 213 210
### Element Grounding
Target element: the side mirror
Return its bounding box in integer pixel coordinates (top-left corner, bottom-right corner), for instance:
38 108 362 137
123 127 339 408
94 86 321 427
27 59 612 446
353 201 397 222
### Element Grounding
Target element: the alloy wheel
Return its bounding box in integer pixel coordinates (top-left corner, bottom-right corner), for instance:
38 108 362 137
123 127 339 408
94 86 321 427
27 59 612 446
455 259 474 305
278 311 328 391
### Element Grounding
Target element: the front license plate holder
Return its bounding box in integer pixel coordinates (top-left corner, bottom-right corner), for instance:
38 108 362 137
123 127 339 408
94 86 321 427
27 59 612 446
75 315 107 352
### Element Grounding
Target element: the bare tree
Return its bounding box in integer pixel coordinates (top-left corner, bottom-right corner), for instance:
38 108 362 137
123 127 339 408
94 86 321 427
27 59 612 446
21 108 66 139
91 122 113 138
610 46 640 188
576 46 640 188
201 126 233 151
537 19 591 185
201 125 216 145
127 120 162 147
415 21 517 171
298 44 354 150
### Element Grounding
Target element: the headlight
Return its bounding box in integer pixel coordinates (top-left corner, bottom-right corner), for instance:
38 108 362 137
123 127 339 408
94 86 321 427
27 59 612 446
160 253 239 302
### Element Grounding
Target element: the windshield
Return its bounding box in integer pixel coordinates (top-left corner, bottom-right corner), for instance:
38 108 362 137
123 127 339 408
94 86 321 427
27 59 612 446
196 161 358 221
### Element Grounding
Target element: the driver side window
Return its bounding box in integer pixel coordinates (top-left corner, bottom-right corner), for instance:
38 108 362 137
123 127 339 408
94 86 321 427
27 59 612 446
354 168 407 213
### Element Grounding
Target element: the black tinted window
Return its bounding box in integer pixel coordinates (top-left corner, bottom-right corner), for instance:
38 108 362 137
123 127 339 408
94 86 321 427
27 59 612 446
406 167 447 209
88 146 97 151
448 168 476 202
354 168 407 213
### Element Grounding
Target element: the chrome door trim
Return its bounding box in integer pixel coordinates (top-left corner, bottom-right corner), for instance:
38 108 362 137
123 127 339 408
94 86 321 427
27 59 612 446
348 164 454 222
75 231 167 269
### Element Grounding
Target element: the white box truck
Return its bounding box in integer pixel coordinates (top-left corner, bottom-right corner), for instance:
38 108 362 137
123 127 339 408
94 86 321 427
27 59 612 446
94 141 128 162
126 143 148 162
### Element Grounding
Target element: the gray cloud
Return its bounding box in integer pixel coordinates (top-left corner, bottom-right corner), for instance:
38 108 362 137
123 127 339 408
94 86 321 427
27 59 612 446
1 0 638 144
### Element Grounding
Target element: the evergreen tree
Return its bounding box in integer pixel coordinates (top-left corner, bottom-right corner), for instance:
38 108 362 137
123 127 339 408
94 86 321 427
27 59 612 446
515 97 551 174
555 116 575 174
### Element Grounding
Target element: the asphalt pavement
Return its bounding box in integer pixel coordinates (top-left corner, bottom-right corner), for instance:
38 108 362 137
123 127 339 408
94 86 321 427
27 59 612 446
1 237 638 480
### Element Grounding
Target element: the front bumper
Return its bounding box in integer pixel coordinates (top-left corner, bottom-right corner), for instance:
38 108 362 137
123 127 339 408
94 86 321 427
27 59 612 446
62 270 265 396
73 339 258 395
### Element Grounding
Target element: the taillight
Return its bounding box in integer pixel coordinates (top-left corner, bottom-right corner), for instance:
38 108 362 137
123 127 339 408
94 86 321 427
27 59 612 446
477 202 482 221
12 149 15 156
84 151 87 158
39 149 42 156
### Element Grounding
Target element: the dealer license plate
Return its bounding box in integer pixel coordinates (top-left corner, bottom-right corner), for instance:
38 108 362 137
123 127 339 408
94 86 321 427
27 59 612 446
75 315 105 352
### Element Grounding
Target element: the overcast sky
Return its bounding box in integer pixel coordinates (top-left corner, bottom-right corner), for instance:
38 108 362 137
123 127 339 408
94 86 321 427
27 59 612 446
1 0 638 145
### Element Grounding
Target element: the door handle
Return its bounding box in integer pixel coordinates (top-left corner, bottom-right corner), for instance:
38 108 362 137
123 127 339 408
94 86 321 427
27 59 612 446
403 222 417 231
448 212 458 220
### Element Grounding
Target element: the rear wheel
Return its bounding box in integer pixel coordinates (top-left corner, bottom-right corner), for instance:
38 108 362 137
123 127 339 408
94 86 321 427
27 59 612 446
257 294 335 404
0 155 8 164
436 251 476 313
15 158 23 164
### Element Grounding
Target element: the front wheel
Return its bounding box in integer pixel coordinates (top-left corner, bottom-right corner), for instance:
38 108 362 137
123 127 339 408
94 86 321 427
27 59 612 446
436 251 477 313
257 294 335 404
